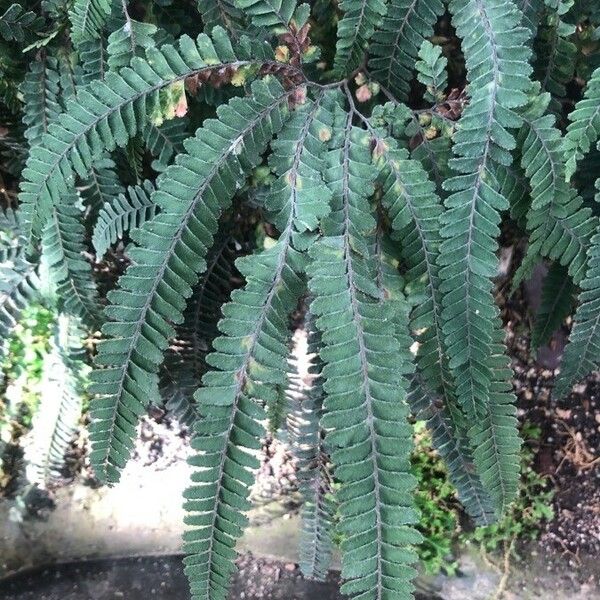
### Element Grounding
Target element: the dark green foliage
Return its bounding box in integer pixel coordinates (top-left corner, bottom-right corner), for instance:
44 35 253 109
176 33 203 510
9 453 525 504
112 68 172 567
3 2 600 599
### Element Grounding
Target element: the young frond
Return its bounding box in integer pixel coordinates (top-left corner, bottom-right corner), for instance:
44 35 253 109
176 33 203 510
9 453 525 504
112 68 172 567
415 40 448 103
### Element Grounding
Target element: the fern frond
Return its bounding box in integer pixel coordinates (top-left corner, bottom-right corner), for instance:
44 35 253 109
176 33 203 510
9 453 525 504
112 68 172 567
79 156 125 221
234 0 301 34
531 262 575 349
288 326 334 581
106 18 158 69
42 202 100 324
0 256 39 375
69 0 114 46
89 77 294 485
92 179 157 258
334 0 388 76
516 0 544 37
555 231 600 397
198 0 243 33
308 111 420 600
18 27 291 247
438 0 531 512
25 314 86 486
21 56 62 149
368 0 444 100
143 118 190 172
407 376 497 524
563 66 600 181
0 3 43 42
415 40 448 103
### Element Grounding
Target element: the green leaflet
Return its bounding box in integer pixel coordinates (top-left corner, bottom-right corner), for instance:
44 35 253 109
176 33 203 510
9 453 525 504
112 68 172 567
531 262 575 350
92 179 157 258
334 0 388 76
555 230 600 397
89 77 294 485
368 0 444 100
0 3 43 42
18 27 286 248
234 0 304 34
308 111 420 600
143 117 190 172
198 0 244 33
415 40 448 103
564 66 600 181
106 18 158 70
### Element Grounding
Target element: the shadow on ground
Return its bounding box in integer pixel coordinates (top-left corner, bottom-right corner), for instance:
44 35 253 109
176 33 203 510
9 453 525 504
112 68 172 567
0 554 439 600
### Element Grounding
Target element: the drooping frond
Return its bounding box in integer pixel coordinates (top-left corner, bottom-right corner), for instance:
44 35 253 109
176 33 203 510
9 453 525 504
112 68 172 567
308 110 420 600
92 179 157 258
563 66 600 181
439 0 531 512
89 77 294 485
0 3 43 42
408 376 497 524
25 315 86 486
555 231 600 397
183 90 334 600
415 40 448 103
288 326 334 582
18 27 290 247
368 0 444 100
160 233 239 424
21 56 61 149
42 201 100 324
69 0 114 47
531 262 575 349
334 0 388 76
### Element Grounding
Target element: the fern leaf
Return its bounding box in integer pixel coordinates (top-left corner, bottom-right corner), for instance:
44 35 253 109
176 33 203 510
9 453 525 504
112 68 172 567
439 0 531 511
0 3 43 42
69 0 114 46
106 18 158 70
21 56 62 149
92 179 157 258
563 66 600 181
89 77 294 485
368 0 444 100
308 111 420 600
516 0 545 37
25 315 86 486
415 40 448 103
198 0 243 33
288 326 334 581
143 118 190 172
334 0 388 75
555 231 600 397
531 262 575 349
80 156 125 222
42 202 100 324
234 0 301 33
408 376 497 524
18 27 289 247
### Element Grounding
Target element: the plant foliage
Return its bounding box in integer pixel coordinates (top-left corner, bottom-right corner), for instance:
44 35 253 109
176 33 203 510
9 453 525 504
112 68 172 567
1 0 600 598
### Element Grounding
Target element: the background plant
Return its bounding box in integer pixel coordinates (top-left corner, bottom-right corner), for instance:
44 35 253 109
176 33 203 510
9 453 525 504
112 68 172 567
0 0 598 599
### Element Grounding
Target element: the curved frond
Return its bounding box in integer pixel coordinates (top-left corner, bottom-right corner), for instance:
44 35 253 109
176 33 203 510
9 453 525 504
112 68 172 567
89 77 294 485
